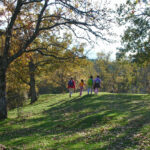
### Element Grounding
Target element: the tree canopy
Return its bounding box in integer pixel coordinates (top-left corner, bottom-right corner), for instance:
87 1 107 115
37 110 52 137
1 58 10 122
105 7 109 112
117 0 150 63
0 0 114 119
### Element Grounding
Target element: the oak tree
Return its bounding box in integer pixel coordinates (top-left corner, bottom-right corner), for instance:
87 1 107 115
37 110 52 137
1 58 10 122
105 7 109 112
0 0 114 119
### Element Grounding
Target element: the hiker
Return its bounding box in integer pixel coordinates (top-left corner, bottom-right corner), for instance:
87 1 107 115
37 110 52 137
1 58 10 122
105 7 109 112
68 77 75 97
87 75 93 94
94 75 101 94
79 79 85 96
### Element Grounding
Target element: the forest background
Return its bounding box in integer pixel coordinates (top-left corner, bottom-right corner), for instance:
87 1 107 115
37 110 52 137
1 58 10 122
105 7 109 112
0 0 150 115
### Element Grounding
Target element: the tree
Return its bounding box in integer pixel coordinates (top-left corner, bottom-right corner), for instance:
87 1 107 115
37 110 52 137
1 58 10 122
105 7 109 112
117 0 150 63
9 33 85 103
0 0 114 119
94 52 135 93
47 57 87 93
27 34 85 103
94 52 112 91
6 53 30 109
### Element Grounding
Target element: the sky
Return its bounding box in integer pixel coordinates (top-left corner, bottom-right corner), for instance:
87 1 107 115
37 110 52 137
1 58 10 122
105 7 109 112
86 0 126 60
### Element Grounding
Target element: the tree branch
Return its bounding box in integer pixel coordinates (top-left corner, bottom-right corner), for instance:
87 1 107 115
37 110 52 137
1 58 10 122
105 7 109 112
8 0 48 64
4 0 23 58
22 0 42 5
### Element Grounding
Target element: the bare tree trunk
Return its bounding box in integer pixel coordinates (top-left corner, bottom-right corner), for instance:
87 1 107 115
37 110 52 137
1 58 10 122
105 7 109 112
29 59 37 104
0 58 7 120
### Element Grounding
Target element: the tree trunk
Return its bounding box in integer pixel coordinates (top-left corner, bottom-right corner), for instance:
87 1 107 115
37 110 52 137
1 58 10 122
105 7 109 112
0 58 7 120
29 60 37 104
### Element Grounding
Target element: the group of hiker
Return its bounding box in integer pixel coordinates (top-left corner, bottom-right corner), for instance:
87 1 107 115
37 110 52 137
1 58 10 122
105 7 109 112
68 75 101 97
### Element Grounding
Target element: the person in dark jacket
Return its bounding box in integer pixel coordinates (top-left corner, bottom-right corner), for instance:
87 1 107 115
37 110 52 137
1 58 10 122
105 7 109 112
93 75 101 95
68 77 76 97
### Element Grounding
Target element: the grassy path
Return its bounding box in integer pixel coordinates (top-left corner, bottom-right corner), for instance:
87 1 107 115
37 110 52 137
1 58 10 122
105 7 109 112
0 92 150 150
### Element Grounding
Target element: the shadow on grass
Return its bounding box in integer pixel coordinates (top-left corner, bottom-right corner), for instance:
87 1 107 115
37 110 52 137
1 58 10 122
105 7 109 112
0 93 150 149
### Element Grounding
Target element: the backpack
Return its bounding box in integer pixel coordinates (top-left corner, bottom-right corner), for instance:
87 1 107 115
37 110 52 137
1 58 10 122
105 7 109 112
68 80 74 87
95 79 100 84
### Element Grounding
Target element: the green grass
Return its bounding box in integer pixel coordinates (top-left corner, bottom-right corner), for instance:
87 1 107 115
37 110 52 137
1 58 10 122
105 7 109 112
0 92 150 150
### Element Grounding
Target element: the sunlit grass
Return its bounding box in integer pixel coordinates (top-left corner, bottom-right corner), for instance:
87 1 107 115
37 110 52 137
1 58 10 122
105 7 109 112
0 92 150 149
